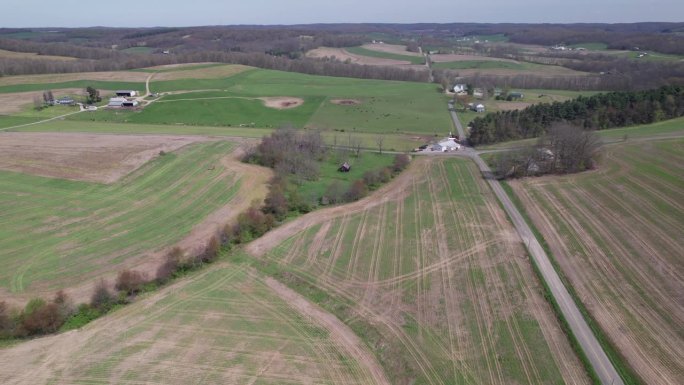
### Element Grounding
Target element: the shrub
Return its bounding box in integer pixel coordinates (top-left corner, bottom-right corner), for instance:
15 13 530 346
345 180 368 202
21 300 63 335
115 270 148 295
236 205 275 241
363 169 381 187
90 279 114 311
0 301 15 338
378 167 392 183
262 186 289 220
201 235 221 263
323 181 346 205
156 247 181 283
393 154 411 172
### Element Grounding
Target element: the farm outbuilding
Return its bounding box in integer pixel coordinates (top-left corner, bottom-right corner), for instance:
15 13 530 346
122 100 139 108
56 97 75 105
438 139 461 151
338 162 351 172
115 90 138 97
108 97 127 107
509 92 525 99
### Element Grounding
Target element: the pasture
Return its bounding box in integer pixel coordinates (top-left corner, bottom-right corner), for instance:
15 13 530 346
508 138 684 385
0 264 380 385
67 68 454 136
0 139 244 300
345 46 426 64
248 157 589 385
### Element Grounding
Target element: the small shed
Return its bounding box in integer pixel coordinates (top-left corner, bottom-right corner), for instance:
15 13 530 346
115 90 138 97
509 92 524 99
475 104 485 113
338 162 351 172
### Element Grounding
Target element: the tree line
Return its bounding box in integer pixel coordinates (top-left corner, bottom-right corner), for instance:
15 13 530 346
469 85 684 145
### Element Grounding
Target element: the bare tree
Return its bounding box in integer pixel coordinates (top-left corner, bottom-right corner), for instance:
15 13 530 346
350 136 362 157
375 135 385 155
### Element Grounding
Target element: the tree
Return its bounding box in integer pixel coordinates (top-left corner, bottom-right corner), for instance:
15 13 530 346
85 86 101 104
156 247 182 283
375 135 385 155
350 136 363 157
115 270 148 295
344 180 368 202
90 279 114 311
33 95 43 110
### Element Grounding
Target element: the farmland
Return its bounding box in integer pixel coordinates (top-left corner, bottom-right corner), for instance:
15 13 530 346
0 264 381 385
508 138 684 385
69 68 453 135
248 157 589 385
0 138 260 302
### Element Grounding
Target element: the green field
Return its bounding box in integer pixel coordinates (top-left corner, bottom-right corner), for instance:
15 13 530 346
475 116 684 150
508 138 684 385
0 141 241 295
0 264 378 385
67 69 453 136
433 60 527 70
253 157 587 385
345 46 425 64
568 42 609 51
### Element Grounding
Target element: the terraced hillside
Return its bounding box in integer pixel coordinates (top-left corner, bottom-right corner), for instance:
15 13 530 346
508 138 684 385
0 264 381 385
248 157 590 385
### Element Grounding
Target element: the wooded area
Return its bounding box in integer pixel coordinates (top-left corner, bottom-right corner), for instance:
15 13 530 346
469 85 684 145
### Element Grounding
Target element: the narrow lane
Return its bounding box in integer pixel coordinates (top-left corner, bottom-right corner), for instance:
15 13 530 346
448 110 625 385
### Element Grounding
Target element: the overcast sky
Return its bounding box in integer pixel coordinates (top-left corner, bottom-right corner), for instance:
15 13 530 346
1 0 682 27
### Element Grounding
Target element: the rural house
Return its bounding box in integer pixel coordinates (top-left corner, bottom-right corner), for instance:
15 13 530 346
452 84 467 94
470 103 485 113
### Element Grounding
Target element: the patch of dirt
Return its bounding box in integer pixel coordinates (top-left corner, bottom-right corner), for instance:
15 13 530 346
330 99 362 106
154 64 251 81
0 71 150 87
361 43 423 57
495 102 532 111
306 47 427 70
0 49 78 61
0 132 209 183
259 96 304 109
430 53 520 63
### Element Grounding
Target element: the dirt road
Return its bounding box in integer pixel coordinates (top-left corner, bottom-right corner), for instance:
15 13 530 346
447 109 625 385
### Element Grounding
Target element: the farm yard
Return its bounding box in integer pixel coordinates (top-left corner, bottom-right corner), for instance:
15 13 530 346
0 138 267 303
508 138 684 385
247 157 590 385
0 264 382 385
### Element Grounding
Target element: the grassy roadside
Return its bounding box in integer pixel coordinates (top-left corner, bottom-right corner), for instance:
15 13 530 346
500 181 644 385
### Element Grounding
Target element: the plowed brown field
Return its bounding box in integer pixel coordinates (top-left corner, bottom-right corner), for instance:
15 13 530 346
509 138 684 385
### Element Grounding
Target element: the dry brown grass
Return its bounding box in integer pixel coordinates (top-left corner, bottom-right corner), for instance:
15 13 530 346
360 43 423 57
0 49 78 61
153 64 251 81
0 132 210 183
0 71 150 87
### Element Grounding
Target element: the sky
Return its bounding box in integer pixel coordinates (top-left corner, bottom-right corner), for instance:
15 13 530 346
1 0 682 27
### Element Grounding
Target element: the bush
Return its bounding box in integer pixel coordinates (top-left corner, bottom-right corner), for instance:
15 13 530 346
363 170 381 187
378 167 392 183
156 247 182 283
91 279 114 311
262 185 289 220
323 181 346 205
393 154 411 172
115 270 148 295
201 235 221 263
60 304 101 331
344 180 368 202
0 301 15 338
21 300 63 335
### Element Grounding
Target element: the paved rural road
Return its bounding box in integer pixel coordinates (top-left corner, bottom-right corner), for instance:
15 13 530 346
448 110 625 385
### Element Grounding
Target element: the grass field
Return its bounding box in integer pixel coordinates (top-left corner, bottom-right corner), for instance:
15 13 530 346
249 157 589 385
0 264 379 385
508 139 684 385
70 69 453 135
345 46 425 64
0 140 242 297
433 60 530 70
